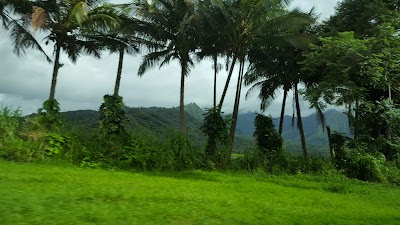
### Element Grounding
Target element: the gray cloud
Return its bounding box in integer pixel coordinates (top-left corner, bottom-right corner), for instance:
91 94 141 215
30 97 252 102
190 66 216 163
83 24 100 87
0 0 340 116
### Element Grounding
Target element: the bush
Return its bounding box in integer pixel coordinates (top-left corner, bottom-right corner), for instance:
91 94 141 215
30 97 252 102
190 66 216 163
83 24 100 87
37 99 63 130
118 138 163 170
253 114 283 155
201 107 228 165
99 95 127 139
345 151 386 182
0 107 41 162
162 131 202 170
231 148 335 175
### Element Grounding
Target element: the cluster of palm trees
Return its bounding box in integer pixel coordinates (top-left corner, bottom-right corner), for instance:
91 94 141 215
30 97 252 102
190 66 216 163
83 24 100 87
2 0 317 158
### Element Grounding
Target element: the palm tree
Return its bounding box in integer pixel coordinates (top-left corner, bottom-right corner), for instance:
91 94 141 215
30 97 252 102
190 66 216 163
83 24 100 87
29 0 120 102
211 0 314 151
293 82 308 160
90 4 162 138
244 45 295 135
135 0 199 130
244 28 317 160
89 7 144 96
239 6 317 160
197 0 228 108
1 0 50 61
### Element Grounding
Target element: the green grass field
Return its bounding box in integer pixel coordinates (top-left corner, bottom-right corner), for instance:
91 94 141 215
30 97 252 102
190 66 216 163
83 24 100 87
1 160 399 225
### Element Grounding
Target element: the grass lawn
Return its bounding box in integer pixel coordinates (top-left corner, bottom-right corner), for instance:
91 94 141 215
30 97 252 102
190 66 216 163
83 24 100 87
1 160 399 225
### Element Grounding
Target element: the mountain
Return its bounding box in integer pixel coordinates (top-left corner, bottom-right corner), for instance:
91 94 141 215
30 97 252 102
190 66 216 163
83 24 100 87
60 103 351 155
62 105 206 144
236 109 352 155
184 103 205 120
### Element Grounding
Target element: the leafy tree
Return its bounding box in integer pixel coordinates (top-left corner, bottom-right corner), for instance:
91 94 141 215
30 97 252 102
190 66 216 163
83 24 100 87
135 0 200 130
323 0 400 38
302 28 400 160
302 31 399 133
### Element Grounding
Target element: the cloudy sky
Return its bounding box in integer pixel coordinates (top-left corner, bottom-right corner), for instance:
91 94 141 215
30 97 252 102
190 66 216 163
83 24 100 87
0 0 340 116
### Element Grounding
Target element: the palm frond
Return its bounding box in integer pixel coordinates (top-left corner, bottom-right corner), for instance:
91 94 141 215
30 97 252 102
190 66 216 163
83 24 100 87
64 35 102 63
9 19 51 62
32 6 48 30
68 1 88 25
138 49 173 76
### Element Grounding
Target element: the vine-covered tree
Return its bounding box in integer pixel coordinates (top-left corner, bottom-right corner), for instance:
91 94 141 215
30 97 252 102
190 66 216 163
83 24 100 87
254 113 283 156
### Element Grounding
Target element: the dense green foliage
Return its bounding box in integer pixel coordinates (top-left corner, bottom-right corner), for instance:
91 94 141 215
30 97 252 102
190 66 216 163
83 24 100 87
2 1 400 216
99 95 127 138
37 99 63 130
2 106 399 186
297 0 400 184
254 114 283 155
201 107 229 166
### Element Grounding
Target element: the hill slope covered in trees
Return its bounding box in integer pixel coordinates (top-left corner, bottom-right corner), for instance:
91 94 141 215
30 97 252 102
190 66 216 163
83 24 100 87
61 103 351 155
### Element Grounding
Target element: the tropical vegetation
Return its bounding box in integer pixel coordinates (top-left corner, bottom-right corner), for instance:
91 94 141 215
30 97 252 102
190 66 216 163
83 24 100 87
1 0 400 223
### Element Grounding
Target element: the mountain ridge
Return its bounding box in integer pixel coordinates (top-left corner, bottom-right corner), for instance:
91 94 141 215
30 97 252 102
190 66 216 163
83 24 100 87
61 103 351 155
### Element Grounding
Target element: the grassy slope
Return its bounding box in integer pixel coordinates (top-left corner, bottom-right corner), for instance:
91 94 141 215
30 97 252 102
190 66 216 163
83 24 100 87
1 160 399 225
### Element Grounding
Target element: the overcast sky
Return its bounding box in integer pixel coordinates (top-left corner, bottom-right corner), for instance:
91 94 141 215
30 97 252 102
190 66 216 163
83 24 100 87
0 0 340 116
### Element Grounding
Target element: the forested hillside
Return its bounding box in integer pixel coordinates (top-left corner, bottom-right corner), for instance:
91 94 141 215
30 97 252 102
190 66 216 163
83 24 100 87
63 105 205 143
61 103 352 155
235 109 351 155
62 103 255 150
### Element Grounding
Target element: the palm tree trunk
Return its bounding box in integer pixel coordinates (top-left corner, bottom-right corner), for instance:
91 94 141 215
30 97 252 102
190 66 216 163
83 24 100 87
113 47 124 96
327 126 335 161
213 54 217 108
354 100 359 140
294 83 307 160
180 63 186 130
228 59 244 151
49 44 61 100
218 55 237 111
279 89 288 135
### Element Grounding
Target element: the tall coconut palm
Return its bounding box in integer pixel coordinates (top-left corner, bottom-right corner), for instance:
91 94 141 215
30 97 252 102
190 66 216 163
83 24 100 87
29 0 120 102
244 30 317 160
244 23 322 160
244 45 296 135
1 0 50 61
211 0 314 151
89 6 145 96
197 0 228 108
90 4 162 137
135 0 199 130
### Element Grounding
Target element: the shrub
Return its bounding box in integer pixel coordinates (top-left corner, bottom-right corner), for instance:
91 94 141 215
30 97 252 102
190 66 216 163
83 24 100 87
201 107 228 165
37 99 63 130
345 151 386 182
99 95 127 139
162 131 202 170
118 138 162 170
253 114 283 156
0 107 41 162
